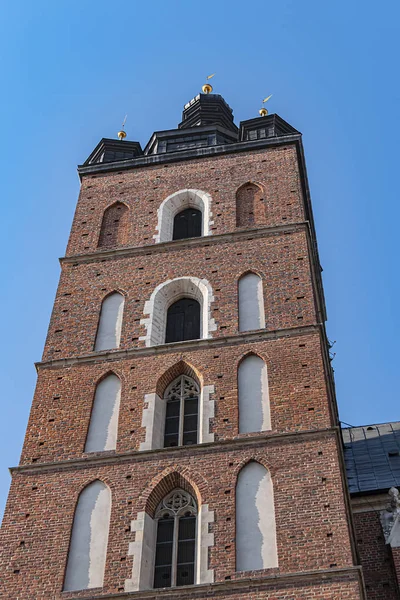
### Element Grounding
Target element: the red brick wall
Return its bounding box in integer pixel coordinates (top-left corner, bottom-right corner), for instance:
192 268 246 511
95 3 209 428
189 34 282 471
353 511 399 599
43 230 315 361
22 333 330 465
2 433 356 598
66 146 304 257
0 140 365 599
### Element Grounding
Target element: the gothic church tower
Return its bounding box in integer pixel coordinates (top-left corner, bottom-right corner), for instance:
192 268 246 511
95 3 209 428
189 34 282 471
0 90 366 599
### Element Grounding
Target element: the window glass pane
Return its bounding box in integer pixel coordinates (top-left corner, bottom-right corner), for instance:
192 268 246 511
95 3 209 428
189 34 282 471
176 516 196 586
183 414 198 434
182 430 197 446
184 397 198 415
154 518 174 588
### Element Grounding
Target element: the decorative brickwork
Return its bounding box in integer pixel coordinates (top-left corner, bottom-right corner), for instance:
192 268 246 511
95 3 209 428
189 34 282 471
0 99 366 599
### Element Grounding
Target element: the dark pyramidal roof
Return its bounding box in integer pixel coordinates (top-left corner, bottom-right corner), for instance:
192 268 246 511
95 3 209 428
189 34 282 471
343 422 400 495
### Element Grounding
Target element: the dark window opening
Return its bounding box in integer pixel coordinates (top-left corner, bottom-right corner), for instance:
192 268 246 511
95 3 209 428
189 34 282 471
173 208 202 241
165 298 200 343
154 490 197 589
163 375 199 448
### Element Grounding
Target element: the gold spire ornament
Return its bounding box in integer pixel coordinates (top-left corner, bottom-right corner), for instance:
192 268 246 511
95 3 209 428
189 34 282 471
117 115 128 140
259 94 273 117
202 73 215 94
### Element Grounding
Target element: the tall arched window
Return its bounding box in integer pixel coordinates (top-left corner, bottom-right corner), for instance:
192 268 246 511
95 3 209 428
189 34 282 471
85 374 121 452
98 202 129 248
238 355 271 433
163 375 199 448
238 272 265 332
236 182 266 228
154 489 197 588
94 292 124 351
236 462 278 571
173 208 202 240
165 298 200 343
63 480 111 591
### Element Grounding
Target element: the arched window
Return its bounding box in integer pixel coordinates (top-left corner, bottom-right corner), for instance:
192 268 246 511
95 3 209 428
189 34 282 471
154 489 197 588
236 182 266 228
154 189 212 243
142 276 216 347
165 298 201 343
163 375 199 448
94 292 124 351
238 355 271 433
85 374 121 452
236 462 278 571
63 480 111 591
172 208 202 240
98 202 129 249
238 272 265 332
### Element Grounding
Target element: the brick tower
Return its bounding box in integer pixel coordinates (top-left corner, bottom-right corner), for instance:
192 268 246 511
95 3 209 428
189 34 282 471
0 91 366 599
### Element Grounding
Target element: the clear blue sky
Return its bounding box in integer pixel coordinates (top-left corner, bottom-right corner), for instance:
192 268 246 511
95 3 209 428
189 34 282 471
1 0 399 519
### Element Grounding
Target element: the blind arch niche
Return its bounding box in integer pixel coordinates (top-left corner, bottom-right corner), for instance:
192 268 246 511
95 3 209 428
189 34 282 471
238 272 265 332
94 292 124 351
236 462 278 571
238 355 271 433
63 480 111 591
85 373 121 452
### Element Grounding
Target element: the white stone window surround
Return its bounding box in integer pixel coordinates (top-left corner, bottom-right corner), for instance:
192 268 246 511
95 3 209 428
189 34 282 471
140 277 217 347
153 189 213 244
140 382 215 451
125 499 214 591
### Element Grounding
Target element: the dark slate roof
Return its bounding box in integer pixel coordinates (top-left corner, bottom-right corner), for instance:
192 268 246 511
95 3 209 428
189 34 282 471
343 422 400 495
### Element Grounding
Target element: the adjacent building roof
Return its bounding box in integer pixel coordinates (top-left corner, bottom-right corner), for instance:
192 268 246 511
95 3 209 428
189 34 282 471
343 422 400 495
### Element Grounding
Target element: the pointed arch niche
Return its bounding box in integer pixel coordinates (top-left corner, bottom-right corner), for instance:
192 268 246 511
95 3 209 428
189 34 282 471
94 291 125 351
238 354 271 433
63 480 111 591
125 471 214 592
98 201 129 249
85 373 121 452
236 462 278 571
238 272 265 332
236 182 266 228
140 361 214 452
140 277 216 347
154 189 213 243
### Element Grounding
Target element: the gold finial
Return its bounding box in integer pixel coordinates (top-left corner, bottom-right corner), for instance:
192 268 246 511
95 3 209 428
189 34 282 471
259 94 273 117
117 115 128 140
202 73 215 94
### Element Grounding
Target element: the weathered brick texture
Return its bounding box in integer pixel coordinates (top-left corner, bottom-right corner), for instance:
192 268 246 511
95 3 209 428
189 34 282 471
0 135 366 600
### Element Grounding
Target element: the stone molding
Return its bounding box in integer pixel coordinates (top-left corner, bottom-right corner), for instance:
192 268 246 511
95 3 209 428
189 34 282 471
10 426 338 475
60 222 308 266
36 324 321 371
61 566 364 600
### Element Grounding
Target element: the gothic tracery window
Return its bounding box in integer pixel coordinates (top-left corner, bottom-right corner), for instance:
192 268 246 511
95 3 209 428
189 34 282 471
154 489 197 588
164 375 199 448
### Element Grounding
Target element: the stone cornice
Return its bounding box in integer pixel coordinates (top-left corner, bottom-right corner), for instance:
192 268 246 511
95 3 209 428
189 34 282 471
11 426 338 475
77 134 302 178
60 222 308 266
61 566 364 600
36 324 322 371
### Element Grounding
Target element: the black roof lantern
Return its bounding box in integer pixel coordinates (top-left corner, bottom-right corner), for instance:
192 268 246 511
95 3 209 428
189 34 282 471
179 93 238 134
